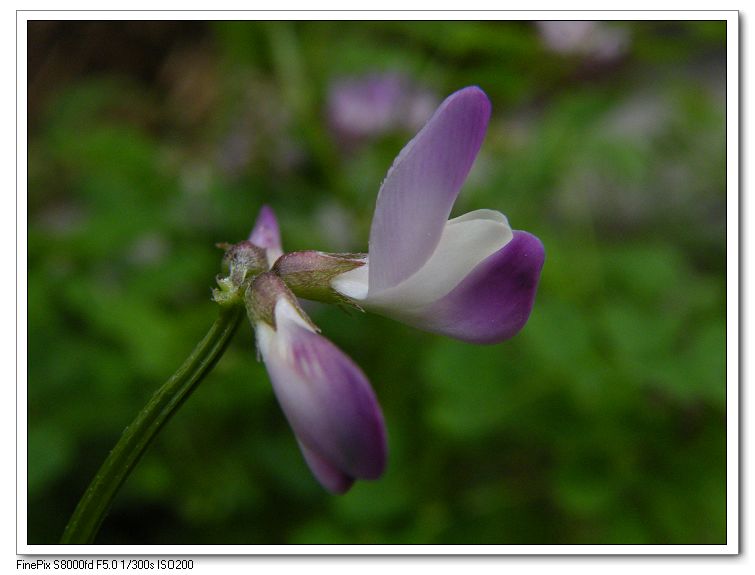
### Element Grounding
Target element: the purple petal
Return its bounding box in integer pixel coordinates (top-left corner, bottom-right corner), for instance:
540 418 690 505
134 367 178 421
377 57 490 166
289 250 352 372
297 440 355 494
248 205 282 264
257 305 387 485
410 231 545 344
367 86 491 294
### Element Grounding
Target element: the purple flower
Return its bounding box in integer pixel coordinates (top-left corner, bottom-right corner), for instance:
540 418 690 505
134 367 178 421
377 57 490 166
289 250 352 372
327 72 438 144
536 21 630 62
247 271 386 494
331 86 545 344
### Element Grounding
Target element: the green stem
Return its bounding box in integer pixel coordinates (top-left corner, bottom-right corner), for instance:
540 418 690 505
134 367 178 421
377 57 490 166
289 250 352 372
60 305 245 544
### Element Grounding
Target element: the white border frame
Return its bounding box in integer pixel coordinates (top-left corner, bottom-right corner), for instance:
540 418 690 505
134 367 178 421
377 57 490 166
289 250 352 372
16 10 739 557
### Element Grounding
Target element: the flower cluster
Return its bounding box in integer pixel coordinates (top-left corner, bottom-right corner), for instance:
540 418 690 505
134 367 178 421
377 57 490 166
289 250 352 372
215 87 545 494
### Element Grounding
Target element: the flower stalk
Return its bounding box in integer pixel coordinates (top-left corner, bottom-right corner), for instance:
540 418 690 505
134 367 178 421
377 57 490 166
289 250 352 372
60 305 244 544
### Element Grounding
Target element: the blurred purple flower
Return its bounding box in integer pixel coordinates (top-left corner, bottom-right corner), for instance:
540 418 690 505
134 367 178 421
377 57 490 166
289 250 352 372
248 271 386 494
327 73 438 144
331 87 545 344
536 21 630 62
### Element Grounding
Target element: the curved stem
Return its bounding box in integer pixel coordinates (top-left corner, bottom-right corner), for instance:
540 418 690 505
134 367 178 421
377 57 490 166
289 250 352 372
61 305 245 544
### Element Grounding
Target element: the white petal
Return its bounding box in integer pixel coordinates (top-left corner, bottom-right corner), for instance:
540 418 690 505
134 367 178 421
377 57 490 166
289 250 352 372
334 210 513 312
254 299 317 398
331 264 369 301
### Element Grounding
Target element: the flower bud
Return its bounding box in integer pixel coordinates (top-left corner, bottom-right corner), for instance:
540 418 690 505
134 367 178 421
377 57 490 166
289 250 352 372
212 241 268 307
248 205 283 267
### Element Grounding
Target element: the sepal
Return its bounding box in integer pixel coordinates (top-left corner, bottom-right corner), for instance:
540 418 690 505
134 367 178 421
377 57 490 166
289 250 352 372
245 271 317 332
273 251 367 307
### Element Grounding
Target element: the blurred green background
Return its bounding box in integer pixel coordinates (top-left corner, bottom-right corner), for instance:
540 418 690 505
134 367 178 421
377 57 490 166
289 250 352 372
27 20 726 545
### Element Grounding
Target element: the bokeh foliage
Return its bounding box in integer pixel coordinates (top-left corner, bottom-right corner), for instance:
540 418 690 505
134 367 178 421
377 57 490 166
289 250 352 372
27 20 726 545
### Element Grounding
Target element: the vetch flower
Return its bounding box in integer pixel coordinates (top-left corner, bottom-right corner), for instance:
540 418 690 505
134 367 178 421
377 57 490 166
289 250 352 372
330 86 545 344
247 271 387 494
64 85 549 544
229 87 544 494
